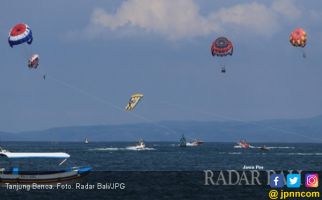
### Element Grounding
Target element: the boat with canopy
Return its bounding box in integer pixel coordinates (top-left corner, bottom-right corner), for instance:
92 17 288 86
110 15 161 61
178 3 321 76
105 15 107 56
0 147 91 184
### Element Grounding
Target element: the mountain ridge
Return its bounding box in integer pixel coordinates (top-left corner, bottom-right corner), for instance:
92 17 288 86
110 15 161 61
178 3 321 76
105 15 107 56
1 115 322 142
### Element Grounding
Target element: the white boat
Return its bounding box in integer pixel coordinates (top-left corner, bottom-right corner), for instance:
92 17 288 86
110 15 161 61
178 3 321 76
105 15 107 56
234 140 251 149
84 137 89 144
135 139 146 150
0 147 91 184
259 145 270 151
186 139 204 147
186 142 198 147
127 139 146 150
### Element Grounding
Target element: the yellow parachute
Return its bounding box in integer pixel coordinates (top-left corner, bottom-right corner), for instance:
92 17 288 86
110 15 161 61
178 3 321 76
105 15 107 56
125 93 144 111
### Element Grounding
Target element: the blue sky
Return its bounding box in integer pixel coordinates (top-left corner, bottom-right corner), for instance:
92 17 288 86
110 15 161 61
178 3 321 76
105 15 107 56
1 0 322 132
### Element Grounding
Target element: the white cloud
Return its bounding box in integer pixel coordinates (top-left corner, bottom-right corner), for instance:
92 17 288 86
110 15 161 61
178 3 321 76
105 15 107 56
210 2 279 36
84 0 302 40
90 0 216 39
272 0 302 20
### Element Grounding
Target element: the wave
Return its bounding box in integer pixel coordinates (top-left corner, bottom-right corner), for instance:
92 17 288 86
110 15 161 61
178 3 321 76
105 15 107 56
264 146 295 149
125 146 156 151
287 152 322 156
228 152 242 155
233 145 255 149
89 147 156 151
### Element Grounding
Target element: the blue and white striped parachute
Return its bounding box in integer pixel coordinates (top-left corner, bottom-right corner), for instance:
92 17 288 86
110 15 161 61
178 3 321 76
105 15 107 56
8 23 33 48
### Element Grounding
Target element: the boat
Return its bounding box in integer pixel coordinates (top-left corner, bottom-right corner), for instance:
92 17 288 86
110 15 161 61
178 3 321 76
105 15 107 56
193 139 204 145
259 145 270 151
0 147 91 184
125 139 150 150
84 137 89 144
235 140 251 149
135 139 146 150
186 139 204 147
179 134 187 147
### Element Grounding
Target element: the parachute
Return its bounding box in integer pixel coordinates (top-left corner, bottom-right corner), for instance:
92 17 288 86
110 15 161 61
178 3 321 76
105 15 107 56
211 37 233 57
290 28 307 58
28 54 39 69
8 23 33 48
211 37 233 73
125 93 144 111
290 28 307 47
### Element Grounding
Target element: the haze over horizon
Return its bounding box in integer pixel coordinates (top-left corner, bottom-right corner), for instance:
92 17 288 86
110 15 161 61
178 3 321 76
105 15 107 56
2 0 322 133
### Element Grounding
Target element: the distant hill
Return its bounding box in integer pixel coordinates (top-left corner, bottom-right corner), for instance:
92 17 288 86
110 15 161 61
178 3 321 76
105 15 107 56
1 116 322 142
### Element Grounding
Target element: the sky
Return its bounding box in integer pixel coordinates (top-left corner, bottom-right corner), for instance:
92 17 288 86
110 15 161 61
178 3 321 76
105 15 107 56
1 0 322 132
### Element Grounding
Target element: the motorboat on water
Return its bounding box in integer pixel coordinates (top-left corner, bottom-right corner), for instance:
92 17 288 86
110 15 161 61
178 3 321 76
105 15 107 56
0 147 91 184
235 140 251 149
259 145 270 151
135 139 145 150
186 139 204 147
84 137 89 144
179 135 187 147
193 139 204 145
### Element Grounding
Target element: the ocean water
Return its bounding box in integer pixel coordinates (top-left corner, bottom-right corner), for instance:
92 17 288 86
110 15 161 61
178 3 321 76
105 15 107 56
1 142 321 171
1 142 322 199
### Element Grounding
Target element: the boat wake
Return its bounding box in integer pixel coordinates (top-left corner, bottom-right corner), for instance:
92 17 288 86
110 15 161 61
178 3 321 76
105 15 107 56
228 152 242 155
125 146 156 151
263 146 295 149
234 145 295 149
89 147 156 151
281 152 322 156
233 145 256 149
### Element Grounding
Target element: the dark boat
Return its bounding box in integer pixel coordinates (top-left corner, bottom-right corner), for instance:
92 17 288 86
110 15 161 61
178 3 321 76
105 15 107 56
179 134 187 147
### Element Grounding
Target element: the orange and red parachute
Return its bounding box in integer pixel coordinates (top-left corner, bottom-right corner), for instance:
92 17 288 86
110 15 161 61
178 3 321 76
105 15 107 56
211 37 233 57
211 37 233 73
290 28 307 47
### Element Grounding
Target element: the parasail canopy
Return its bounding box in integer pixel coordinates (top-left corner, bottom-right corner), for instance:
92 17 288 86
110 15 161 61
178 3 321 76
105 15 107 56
211 37 233 57
125 93 144 111
8 23 33 48
290 28 307 47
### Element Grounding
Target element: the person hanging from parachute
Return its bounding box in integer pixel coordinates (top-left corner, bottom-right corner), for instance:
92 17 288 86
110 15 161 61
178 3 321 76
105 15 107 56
8 23 41 70
211 37 233 73
27 54 40 69
125 93 144 111
290 28 307 58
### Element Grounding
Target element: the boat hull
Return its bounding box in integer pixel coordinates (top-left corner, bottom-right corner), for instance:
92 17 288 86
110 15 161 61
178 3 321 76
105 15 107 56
0 167 91 184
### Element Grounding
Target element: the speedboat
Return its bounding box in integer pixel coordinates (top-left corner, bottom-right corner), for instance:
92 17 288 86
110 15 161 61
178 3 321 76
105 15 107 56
193 139 204 145
259 145 270 151
186 140 203 147
135 139 146 150
186 142 198 147
187 139 204 146
235 140 251 149
125 139 155 151
0 147 91 184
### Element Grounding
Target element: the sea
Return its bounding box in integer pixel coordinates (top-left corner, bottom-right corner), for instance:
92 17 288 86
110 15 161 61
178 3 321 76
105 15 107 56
0 142 322 199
